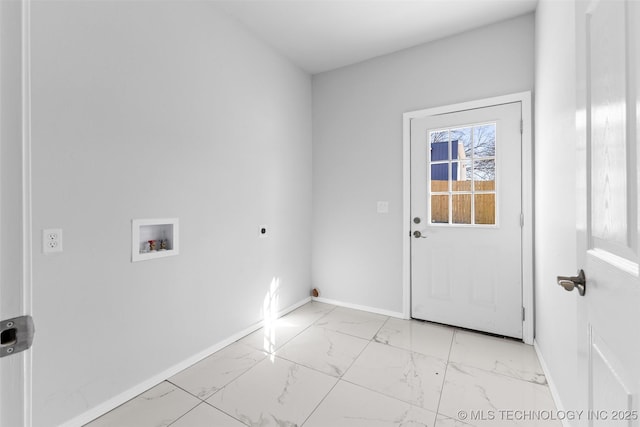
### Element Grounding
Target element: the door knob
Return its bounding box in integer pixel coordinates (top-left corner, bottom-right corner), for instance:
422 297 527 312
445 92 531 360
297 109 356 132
413 230 427 238
557 270 586 296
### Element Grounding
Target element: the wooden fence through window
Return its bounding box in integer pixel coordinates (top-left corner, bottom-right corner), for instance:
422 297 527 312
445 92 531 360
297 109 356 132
431 180 496 224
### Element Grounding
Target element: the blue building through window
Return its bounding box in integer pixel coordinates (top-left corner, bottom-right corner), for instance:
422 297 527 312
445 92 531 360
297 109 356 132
431 140 459 180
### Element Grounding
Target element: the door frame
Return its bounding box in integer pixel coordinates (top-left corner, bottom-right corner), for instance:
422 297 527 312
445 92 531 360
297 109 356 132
0 0 33 425
401 91 533 344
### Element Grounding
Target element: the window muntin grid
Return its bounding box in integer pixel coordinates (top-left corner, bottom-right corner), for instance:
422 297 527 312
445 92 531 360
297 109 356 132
428 123 497 226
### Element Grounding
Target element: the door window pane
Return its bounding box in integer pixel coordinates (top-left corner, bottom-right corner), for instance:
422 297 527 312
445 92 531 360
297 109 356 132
431 195 449 224
473 160 496 191
473 124 496 157
450 127 472 159
449 127 473 160
430 130 448 145
452 194 472 224
475 194 496 225
431 141 449 162
452 161 471 192
430 130 449 161
431 163 449 192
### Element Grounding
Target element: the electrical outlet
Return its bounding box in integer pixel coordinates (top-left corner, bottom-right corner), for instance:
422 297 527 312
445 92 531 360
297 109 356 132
43 228 63 254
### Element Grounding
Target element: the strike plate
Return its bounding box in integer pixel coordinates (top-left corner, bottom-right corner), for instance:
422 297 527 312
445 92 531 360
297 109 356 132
0 315 35 358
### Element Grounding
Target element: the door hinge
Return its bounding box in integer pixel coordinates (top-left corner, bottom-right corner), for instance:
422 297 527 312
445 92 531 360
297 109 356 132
520 119 523 134
520 213 524 227
0 315 35 358
522 307 525 321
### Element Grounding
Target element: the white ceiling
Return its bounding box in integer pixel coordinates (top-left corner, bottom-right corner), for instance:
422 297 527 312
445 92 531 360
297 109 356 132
213 0 539 74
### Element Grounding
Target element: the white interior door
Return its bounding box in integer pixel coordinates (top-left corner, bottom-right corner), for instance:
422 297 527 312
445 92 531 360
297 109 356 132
0 0 30 426
575 0 640 425
410 102 523 338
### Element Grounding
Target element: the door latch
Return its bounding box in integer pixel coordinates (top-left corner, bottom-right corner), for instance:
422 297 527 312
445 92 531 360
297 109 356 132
0 315 35 358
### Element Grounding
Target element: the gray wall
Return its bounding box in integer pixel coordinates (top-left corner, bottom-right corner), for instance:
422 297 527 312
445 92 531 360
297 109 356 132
534 0 580 421
312 14 535 313
30 2 312 425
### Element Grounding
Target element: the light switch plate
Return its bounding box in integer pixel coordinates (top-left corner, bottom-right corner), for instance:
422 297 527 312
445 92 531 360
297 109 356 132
377 201 389 214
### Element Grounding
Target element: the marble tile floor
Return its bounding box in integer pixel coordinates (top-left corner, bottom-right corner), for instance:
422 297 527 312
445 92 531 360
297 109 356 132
86 302 560 427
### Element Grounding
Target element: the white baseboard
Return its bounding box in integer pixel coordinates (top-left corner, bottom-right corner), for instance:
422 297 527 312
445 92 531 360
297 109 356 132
312 296 404 319
61 296 311 427
533 340 573 427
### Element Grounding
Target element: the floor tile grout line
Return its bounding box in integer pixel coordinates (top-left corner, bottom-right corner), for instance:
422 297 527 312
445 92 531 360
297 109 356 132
257 305 338 354
339 328 380 378
434 327 457 421
201 400 251 427
192 353 273 421
312 307 390 341
167 360 266 404
329 324 443 412
194 306 341 426
297 376 342 427
444 359 550 388
197 350 271 398
197 357 283 427
268 317 384 379
167 307 340 423
271 333 370 381
270 312 337 352
204 354 337 427
166 307 337 396
337 376 440 416
374 317 456 363
344 319 452 411
447 327 548 384
284 303 388 343
83 380 184 425
299 324 388 427
296 315 452 418
372 339 452 364
271 353 346 379
243 302 335 341
202 307 338 400
165 401 209 427
430 328 545 426
371 316 390 342
313 323 381 341
165 379 206 401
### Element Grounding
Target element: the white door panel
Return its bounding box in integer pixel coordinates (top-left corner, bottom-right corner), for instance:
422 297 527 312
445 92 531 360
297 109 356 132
411 102 523 338
575 0 640 425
